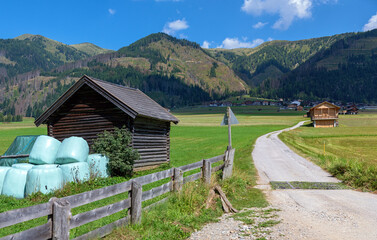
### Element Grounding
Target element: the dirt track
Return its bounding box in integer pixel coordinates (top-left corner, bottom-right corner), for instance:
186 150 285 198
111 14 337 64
253 121 377 239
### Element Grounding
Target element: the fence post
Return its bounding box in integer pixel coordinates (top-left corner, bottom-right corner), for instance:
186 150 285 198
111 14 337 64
52 199 71 240
131 181 142 224
222 148 235 180
202 159 211 185
173 168 183 191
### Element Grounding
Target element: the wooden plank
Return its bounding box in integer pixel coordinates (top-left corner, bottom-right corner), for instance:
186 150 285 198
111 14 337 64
0 222 52 240
0 202 52 229
178 160 203 172
61 181 132 208
52 199 71 240
222 149 235 180
173 168 183 192
136 148 167 152
133 169 173 186
202 159 211 185
212 163 225 173
207 154 225 163
70 198 131 229
131 181 142 224
141 182 172 202
73 215 130 240
183 172 202 184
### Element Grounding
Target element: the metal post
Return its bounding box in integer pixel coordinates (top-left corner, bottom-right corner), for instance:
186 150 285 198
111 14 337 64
227 107 232 150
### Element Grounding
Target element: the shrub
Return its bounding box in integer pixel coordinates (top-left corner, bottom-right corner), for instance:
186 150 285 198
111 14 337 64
92 126 140 177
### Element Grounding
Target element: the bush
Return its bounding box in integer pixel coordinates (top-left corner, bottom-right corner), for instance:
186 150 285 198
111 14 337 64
91 126 140 177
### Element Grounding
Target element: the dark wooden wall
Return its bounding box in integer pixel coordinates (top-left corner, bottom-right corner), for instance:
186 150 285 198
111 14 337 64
47 84 170 170
132 117 170 169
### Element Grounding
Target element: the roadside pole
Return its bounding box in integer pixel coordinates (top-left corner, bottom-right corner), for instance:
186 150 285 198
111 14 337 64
228 107 232 150
221 107 239 150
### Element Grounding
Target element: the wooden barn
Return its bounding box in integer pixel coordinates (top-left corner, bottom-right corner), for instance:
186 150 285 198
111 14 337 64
35 75 179 170
309 101 340 128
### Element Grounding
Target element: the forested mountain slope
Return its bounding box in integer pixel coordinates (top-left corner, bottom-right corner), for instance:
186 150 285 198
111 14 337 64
275 30 377 102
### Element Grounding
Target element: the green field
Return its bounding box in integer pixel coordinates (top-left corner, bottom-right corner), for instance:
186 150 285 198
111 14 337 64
0 109 302 239
280 113 377 191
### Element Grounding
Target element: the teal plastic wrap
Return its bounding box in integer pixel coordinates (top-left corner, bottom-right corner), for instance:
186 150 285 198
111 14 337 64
25 164 63 195
55 137 89 164
0 135 39 166
12 163 34 170
59 162 90 183
2 168 29 198
29 136 61 165
87 154 109 178
0 167 11 193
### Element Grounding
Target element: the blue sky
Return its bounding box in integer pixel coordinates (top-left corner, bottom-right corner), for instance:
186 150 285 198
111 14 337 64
1 0 377 50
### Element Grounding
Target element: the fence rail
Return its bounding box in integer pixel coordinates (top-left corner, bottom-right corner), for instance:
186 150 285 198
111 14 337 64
0 148 235 240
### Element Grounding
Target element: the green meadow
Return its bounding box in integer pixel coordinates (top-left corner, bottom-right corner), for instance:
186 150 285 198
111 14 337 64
0 109 302 239
280 112 377 191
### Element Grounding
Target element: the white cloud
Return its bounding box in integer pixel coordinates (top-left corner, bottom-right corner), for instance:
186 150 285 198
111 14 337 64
108 8 116 15
253 21 268 29
267 37 274 41
219 38 264 49
163 19 189 35
363 13 377 32
241 0 313 30
202 41 210 49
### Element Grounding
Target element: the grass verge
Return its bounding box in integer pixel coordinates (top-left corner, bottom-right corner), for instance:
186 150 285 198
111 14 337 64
280 117 377 192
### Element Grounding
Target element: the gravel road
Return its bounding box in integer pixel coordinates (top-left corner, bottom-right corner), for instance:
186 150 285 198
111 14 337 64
190 121 377 240
253 121 377 239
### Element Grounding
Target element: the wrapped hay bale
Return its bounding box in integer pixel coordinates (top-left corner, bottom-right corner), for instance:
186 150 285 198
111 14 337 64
29 136 61 165
87 154 109 178
0 167 11 193
2 168 29 198
59 162 90 183
12 163 34 170
55 137 89 164
25 164 63 195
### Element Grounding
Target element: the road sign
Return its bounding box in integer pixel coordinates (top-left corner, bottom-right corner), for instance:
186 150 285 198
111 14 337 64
221 108 239 126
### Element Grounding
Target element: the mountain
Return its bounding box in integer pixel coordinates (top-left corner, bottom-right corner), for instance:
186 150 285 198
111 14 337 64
70 42 113 56
275 30 377 102
208 32 355 87
1 30 377 118
0 33 247 117
0 34 111 83
116 33 247 95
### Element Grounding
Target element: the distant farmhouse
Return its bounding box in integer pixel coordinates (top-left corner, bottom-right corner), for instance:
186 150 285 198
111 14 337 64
35 75 179 170
341 104 359 115
308 101 340 128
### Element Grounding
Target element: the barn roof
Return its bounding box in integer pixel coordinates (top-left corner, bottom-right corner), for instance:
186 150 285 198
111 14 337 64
309 101 340 112
35 75 179 126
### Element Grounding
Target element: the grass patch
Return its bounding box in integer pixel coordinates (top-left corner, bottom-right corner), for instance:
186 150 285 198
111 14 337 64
0 111 302 239
280 113 377 191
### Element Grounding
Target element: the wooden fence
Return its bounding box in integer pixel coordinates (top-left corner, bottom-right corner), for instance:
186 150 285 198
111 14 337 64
0 148 235 240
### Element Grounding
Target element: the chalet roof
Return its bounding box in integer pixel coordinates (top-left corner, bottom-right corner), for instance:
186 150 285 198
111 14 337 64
35 75 179 126
309 101 340 112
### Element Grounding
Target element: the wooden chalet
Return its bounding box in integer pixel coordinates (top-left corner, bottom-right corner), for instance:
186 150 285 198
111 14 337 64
309 101 340 128
35 75 179 170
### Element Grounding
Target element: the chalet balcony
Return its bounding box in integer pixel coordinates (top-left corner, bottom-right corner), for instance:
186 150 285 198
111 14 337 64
311 115 338 120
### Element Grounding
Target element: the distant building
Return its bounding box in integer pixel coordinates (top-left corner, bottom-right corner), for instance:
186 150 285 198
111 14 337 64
309 101 340 128
296 106 304 111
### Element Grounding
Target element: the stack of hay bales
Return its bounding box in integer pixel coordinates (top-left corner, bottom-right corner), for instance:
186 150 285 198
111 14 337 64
1 136 109 199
